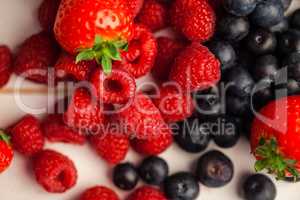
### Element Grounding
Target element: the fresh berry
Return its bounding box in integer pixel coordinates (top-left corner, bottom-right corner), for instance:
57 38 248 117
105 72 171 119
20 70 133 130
223 0 257 16
194 87 221 117
269 18 289 33
0 45 12 87
243 174 277 200
10 115 44 156
33 149 77 193
136 0 168 31
113 162 139 190
170 0 216 42
291 9 300 30
281 0 292 11
251 54 279 81
14 32 59 83
152 85 195 123
138 156 169 185
90 68 136 104
38 0 61 32
164 172 200 200
115 25 157 78
41 114 85 145
128 186 167 200
0 131 13 173
127 0 144 17
54 53 97 81
79 186 119 200
278 29 300 55
169 43 221 92
151 37 185 81
251 96 300 179
196 150 234 187
225 95 250 117
283 52 300 81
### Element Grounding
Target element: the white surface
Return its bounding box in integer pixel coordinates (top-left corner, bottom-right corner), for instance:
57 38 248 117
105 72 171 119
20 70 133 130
1 0 300 199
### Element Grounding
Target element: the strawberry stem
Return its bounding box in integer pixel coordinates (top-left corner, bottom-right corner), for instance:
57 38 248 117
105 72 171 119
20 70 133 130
0 130 11 145
255 137 300 181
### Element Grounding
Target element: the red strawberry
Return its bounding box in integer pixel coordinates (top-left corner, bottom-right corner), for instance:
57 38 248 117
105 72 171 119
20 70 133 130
0 131 13 173
54 0 134 73
33 149 77 193
14 32 59 84
251 96 300 180
38 0 61 32
136 0 169 32
151 37 185 81
170 43 221 92
152 85 195 123
90 68 136 104
79 186 119 200
170 0 216 42
10 115 44 156
55 53 97 81
41 114 85 145
115 25 157 78
0 45 12 87
131 127 173 155
128 186 167 200
127 0 144 17
64 88 107 131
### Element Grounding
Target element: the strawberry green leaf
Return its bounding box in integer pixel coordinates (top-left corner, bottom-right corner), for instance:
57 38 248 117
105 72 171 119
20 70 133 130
76 50 95 63
101 55 112 74
94 35 103 45
0 130 11 145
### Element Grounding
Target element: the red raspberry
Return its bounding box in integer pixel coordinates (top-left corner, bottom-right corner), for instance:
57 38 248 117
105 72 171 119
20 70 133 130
127 0 144 17
152 85 195 123
90 68 136 104
14 32 59 84
0 45 12 88
151 37 185 81
170 43 221 92
136 0 169 32
33 149 77 193
38 0 61 32
41 114 85 145
55 53 97 81
10 115 44 156
0 131 13 173
79 186 119 200
64 88 107 131
115 25 157 78
170 0 216 42
128 186 167 200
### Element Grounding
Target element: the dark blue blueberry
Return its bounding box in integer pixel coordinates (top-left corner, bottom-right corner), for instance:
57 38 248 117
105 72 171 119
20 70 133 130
286 79 300 95
251 55 279 81
291 9 300 30
196 150 234 187
269 18 289 33
283 52 300 81
113 163 139 191
194 87 221 117
223 0 257 16
226 95 250 117
252 79 275 110
236 49 255 69
278 29 300 55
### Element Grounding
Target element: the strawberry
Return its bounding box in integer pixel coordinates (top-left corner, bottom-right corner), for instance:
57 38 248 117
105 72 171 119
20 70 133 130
55 53 97 81
33 149 77 193
114 25 157 78
14 32 59 84
152 85 195 123
54 0 134 74
151 37 185 81
136 0 169 32
169 43 221 92
251 96 300 180
38 0 61 32
127 0 144 17
79 186 119 200
0 131 13 173
0 45 12 88
170 0 216 42
128 186 167 200
10 115 45 156
41 114 86 145
90 68 136 104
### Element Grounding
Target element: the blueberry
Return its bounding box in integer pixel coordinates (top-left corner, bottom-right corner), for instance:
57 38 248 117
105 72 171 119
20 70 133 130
291 9 300 30
206 40 237 71
138 156 169 186
250 0 284 28
217 15 250 42
226 95 250 117
281 0 292 11
223 0 257 17
243 174 277 200
278 29 300 55
164 172 200 200
251 55 279 81
211 115 241 148
245 29 277 55
286 79 300 95
174 118 211 153
194 87 221 117
252 79 275 109
113 163 139 190
236 49 255 69
223 66 255 98
283 52 300 81
196 150 234 187
269 18 289 33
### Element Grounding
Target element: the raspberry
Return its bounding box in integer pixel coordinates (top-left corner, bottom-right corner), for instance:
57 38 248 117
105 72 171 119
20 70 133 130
38 0 61 32
79 186 119 200
33 149 77 193
127 0 144 17
10 115 44 156
0 45 12 87
128 186 167 200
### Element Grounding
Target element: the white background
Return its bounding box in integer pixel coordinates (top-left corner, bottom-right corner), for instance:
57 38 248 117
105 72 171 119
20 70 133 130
0 0 300 199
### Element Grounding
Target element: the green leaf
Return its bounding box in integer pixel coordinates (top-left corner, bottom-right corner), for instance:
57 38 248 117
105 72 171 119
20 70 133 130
94 35 103 45
76 50 95 63
255 160 268 172
101 55 112 74
0 130 11 145
107 43 121 60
